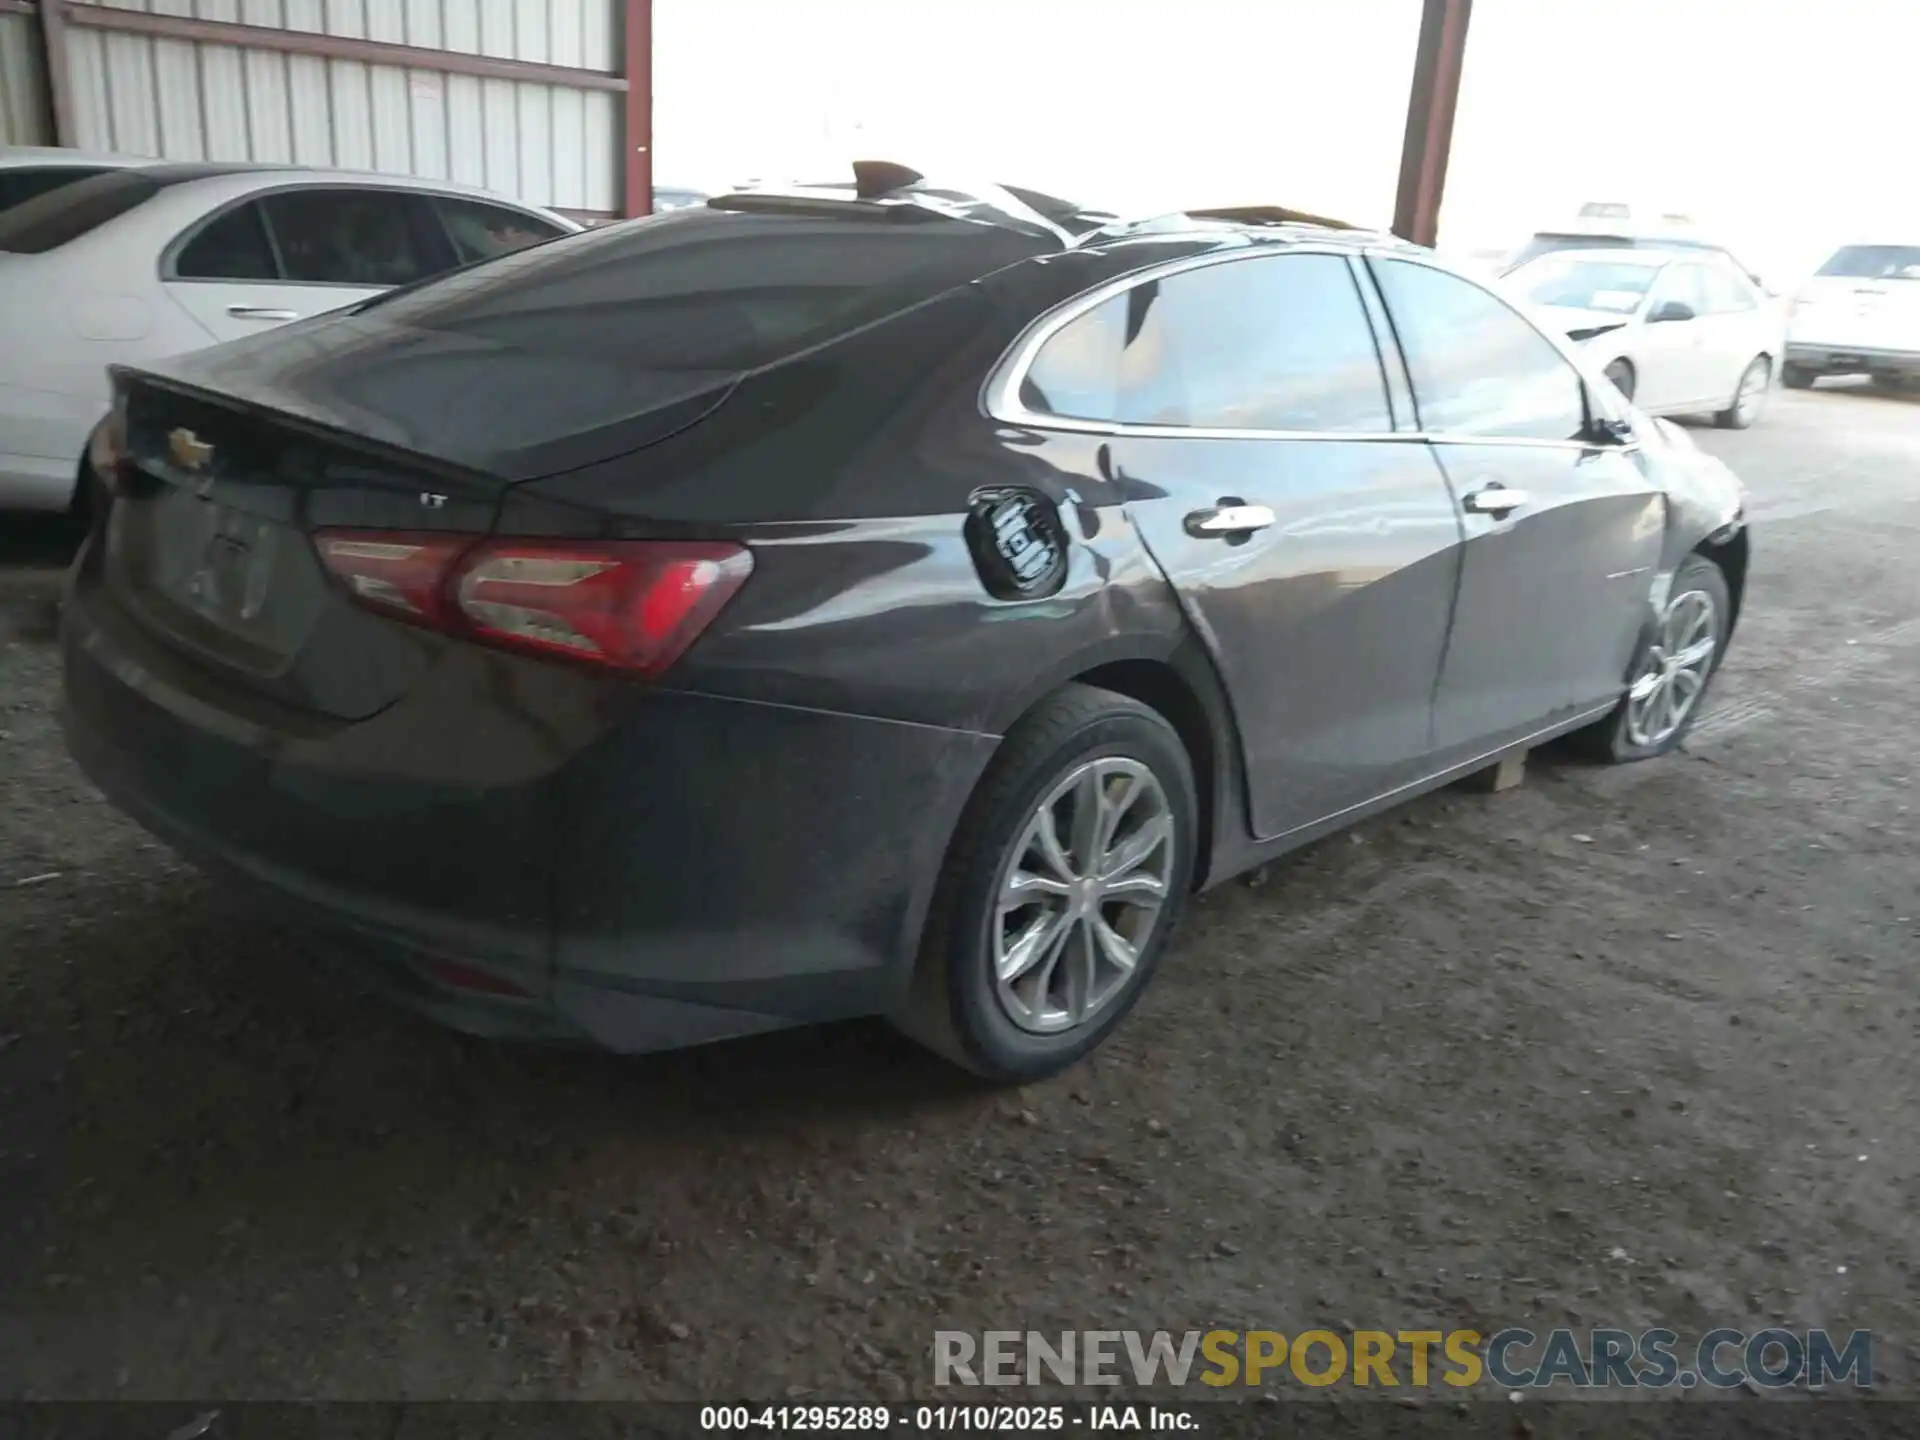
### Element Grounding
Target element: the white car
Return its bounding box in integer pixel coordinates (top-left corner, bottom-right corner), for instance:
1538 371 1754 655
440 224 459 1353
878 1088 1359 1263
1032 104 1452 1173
0 161 577 513
1506 246 1783 429
1784 243 1920 390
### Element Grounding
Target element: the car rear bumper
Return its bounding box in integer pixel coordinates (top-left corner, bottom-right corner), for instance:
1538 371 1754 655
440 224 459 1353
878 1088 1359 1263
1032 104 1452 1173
0 451 79 512
60 543 998 1052
1786 342 1920 376
0 383 98 511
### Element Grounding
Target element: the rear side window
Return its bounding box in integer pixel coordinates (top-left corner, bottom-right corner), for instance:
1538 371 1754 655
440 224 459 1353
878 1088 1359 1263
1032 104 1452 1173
1371 258 1587 442
434 197 568 264
259 188 446 286
175 202 278 279
1020 252 1393 432
1647 262 1710 318
0 166 118 214
1817 245 1920 279
351 207 1046 372
0 170 160 254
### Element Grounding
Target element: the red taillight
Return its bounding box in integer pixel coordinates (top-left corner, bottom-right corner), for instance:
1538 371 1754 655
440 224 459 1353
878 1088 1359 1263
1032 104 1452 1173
85 392 134 496
313 532 474 627
314 531 752 677
424 958 532 998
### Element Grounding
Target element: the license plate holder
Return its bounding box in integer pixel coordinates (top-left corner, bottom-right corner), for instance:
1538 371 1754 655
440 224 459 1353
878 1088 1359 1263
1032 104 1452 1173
154 496 283 633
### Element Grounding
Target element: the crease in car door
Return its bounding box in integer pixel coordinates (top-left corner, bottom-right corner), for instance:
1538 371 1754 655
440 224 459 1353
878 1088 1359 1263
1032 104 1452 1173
1021 252 1463 839
1366 256 1666 758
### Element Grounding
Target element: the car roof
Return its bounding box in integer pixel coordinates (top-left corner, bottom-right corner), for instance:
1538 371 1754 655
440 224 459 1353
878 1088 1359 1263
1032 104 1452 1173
1531 228 1731 253
1517 246 1672 267
711 164 1405 262
0 145 155 170
0 161 577 259
119 161 570 210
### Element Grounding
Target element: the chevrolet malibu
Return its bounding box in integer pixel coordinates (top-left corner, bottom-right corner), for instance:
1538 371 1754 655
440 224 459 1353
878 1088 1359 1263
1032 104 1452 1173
62 168 1751 1082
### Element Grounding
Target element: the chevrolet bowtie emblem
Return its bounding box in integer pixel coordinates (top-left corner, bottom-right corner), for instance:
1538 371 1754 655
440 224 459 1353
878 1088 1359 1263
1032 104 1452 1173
168 427 213 472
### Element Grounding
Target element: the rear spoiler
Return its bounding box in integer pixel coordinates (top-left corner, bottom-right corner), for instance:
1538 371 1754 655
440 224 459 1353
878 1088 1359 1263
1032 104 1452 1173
1187 204 1356 231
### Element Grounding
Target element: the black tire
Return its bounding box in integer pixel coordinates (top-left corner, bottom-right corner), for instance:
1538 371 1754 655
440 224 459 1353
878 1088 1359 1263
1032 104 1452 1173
1603 358 1636 403
1572 554 1732 763
1781 363 1816 390
1714 356 1770 429
897 683 1197 1083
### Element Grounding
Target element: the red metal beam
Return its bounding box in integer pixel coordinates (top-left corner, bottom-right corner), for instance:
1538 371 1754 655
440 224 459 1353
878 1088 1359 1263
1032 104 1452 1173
622 0 653 218
1392 0 1472 248
58 4 626 92
37 0 77 147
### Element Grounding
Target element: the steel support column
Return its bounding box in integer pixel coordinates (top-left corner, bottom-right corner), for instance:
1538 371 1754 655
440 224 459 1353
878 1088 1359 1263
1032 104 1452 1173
622 0 653 218
1392 0 1472 248
36 0 77 147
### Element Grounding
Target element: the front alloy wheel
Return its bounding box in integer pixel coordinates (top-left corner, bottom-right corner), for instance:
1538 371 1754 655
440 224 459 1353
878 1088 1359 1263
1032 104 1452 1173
1625 587 1718 748
1575 552 1731 763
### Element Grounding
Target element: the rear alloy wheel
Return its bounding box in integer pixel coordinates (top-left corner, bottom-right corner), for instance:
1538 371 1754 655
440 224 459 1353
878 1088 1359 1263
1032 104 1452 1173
901 684 1195 1082
1715 356 1771 428
1603 358 1636 402
1575 554 1731 762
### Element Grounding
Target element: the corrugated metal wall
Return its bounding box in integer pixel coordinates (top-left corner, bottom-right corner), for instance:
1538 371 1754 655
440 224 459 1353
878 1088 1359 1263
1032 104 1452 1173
55 0 619 211
0 11 53 145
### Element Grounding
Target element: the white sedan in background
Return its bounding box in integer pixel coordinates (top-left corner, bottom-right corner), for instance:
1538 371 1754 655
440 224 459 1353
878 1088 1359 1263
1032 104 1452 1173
1784 242 1920 390
1506 246 1784 428
0 161 576 513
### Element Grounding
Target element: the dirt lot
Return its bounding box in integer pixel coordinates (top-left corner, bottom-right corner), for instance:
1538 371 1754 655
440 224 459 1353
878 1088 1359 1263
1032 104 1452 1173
1 386 1915 1407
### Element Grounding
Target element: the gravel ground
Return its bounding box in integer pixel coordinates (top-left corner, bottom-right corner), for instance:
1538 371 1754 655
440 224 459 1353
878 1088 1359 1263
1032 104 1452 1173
1 386 1915 1407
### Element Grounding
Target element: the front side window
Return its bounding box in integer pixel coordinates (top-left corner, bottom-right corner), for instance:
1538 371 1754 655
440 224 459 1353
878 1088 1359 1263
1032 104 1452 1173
1700 259 1758 313
435 198 568 264
1019 252 1392 433
1647 262 1710 319
259 188 441 286
1371 257 1587 442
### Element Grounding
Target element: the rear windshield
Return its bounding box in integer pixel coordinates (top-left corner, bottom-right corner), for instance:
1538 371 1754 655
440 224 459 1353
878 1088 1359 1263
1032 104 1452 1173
0 165 119 215
1817 245 1920 280
349 206 1048 372
0 169 161 253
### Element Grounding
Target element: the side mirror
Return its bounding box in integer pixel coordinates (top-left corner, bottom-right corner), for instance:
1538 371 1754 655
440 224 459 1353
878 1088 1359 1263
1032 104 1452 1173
1649 300 1695 323
1587 415 1634 446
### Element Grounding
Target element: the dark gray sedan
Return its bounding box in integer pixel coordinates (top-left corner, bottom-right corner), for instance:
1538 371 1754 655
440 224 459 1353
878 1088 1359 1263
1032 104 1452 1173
61 169 1749 1082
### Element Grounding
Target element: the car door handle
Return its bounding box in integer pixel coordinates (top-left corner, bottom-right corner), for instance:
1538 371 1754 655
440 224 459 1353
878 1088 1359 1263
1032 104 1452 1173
1463 486 1530 515
226 305 299 321
1184 504 1276 536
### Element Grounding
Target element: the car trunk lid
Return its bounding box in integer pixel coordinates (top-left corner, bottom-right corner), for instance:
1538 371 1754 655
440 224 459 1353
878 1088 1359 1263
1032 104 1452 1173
103 375 525 721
